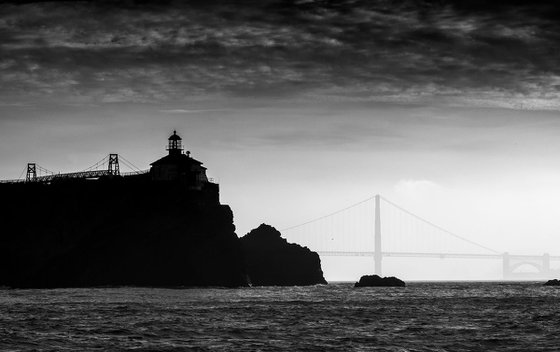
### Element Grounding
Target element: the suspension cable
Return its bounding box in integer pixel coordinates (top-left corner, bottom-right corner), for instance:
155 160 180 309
36 164 55 175
120 159 142 173
17 165 27 180
82 155 109 172
119 155 143 172
380 196 499 254
280 195 375 232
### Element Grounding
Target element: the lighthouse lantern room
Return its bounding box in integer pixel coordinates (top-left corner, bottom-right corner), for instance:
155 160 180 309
150 130 212 192
167 130 183 155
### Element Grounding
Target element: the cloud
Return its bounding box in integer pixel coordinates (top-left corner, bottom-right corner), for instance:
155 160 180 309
0 0 559 110
160 108 232 114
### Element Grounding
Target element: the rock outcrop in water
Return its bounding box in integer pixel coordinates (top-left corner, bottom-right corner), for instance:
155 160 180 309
544 279 560 286
240 224 327 286
354 275 405 287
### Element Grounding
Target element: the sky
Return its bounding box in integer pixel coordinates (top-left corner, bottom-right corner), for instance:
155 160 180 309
1 0 560 279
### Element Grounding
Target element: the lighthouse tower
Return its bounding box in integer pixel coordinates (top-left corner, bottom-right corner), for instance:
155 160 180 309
167 130 183 156
149 131 216 197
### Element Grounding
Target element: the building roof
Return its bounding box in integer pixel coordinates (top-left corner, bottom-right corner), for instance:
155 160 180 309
168 130 182 141
150 153 204 167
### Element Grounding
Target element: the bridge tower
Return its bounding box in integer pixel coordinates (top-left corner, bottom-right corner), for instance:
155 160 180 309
503 252 553 279
374 194 382 275
108 154 120 176
502 252 510 279
26 163 36 182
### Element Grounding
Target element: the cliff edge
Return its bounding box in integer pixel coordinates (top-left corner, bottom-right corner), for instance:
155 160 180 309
240 224 327 286
0 176 248 288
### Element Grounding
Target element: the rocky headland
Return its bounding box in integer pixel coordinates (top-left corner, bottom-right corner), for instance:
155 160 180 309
240 224 327 286
0 132 330 289
544 279 560 286
0 176 248 288
354 275 405 287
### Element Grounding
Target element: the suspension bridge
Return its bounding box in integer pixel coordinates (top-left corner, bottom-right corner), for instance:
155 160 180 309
281 195 560 280
0 154 149 184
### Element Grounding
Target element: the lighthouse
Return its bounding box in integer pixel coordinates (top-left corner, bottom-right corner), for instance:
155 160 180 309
149 131 213 193
167 130 183 155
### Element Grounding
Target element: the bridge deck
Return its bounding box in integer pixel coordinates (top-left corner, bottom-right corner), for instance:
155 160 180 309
318 251 560 260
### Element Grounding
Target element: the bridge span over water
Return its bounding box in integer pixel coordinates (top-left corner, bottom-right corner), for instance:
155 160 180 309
282 195 559 279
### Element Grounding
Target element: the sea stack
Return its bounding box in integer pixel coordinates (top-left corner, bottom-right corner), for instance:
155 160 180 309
240 224 328 286
354 275 406 287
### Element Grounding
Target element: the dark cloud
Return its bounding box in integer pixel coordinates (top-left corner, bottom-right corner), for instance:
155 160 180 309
0 0 559 109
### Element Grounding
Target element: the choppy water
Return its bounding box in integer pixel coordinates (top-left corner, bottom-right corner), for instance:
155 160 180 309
1 282 559 351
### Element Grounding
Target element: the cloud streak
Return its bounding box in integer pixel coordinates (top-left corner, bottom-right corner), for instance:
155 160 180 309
1 0 559 109
160 109 232 114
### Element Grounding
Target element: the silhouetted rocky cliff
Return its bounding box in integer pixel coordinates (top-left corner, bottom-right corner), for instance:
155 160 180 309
0 175 248 288
240 224 327 286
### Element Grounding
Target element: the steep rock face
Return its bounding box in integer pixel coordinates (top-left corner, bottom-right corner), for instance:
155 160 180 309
0 176 248 288
240 224 327 286
354 275 405 287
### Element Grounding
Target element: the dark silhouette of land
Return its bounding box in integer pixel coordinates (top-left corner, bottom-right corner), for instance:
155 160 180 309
240 224 327 286
0 174 248 288
544 279 560 286
0 132 327 288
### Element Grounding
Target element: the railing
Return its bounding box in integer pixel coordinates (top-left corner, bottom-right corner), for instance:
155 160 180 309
32 170 112 182
121 170 150 177
0 179 26 184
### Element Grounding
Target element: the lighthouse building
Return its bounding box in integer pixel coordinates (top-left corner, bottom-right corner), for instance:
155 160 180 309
150 131 218 200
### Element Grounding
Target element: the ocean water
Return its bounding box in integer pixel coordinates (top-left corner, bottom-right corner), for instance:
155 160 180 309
1 282 559 351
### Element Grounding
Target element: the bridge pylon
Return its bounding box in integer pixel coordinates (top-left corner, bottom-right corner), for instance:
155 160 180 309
108 154 120 176
502 252 510 279
26 163 36 182
374 194 382 276
503 252 555 279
